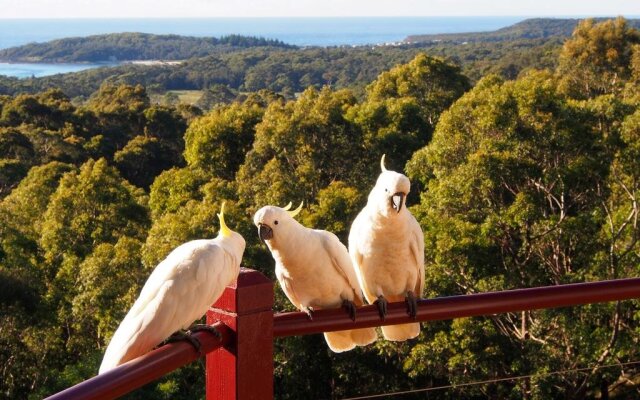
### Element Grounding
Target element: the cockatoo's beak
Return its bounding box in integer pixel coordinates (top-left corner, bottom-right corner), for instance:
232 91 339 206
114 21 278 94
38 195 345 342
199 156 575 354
258 223 273 243
391 192 405 213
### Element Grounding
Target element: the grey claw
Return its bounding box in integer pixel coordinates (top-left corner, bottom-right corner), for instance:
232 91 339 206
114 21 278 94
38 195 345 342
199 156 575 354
406 291 418 319
374 295 388 320
188 323 222 339
162 330 203 356
342 299 357 322
303 306 314 321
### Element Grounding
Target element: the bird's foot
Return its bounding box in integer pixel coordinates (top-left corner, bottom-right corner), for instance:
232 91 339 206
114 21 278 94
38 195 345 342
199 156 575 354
405 291 418 319
374 295 388 320
187 323 222 340
302 306 314 321
160 330 203 356
342 299 357 322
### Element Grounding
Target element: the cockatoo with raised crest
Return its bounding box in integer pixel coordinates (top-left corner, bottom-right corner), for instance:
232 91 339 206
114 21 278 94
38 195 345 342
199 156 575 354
349 155 424 341
254 202 377 352
99 202 245 373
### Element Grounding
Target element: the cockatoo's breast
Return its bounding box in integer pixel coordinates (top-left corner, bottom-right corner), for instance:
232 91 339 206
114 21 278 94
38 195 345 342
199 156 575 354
357 210 419 297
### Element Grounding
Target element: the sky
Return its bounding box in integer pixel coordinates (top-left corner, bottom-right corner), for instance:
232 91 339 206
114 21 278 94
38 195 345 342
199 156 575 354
1 0 639 18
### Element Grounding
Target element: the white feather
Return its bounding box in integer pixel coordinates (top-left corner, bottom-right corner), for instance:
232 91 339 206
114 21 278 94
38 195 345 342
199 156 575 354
349 167 425 341
99 231 245 374
254 206 377 352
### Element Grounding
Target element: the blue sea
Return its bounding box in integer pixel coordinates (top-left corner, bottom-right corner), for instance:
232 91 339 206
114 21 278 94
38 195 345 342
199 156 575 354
0 17 525 78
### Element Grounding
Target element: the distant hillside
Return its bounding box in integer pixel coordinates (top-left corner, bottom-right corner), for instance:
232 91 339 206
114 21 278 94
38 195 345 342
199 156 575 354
405 17 640 43
0 35 564 99
0 33 295 63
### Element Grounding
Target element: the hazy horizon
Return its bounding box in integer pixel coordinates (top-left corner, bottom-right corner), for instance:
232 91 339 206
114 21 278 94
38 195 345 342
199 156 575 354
1 14 640 20
2 0 639 19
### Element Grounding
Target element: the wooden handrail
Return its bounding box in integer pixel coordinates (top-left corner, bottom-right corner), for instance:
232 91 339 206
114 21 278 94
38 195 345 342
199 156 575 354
45 273 640 400
45 323 233 400
273 278 640 337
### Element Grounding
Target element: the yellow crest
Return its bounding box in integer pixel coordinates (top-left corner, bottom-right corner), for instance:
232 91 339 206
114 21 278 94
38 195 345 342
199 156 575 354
217 202 232 238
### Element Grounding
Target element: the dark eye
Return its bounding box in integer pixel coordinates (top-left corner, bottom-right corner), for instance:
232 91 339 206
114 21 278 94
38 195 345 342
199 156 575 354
385 188 389 192
274 220 279 225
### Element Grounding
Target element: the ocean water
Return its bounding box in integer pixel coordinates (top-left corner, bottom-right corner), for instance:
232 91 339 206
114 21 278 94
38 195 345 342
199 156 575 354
0 62 118 79
0 17 525 78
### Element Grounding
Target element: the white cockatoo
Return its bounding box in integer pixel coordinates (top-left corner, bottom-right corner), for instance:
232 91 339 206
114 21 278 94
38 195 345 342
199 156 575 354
99 203 245 374
349 155 425 341
254 202 377 352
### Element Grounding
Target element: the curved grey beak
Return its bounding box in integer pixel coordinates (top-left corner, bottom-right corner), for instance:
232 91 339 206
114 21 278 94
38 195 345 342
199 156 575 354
391 192 405 213
258 223 273 243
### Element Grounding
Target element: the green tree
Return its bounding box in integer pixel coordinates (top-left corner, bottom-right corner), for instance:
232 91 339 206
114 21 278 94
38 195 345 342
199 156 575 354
195 84 238 110
0 162 75 272
349 53 470 173
114 136 179 189
71 237 147 353
148 166 211 219
406 71 639 398
236 86 366 209
0 163 76 399
143 105 187 153
40 158 148 266
184 102 264 180
0 128 35 161
20 158 151 397
84 84 151 152
0 159 28 198
23 127 86 165
366 53 470 129
558 17 640 99
301 181 364 243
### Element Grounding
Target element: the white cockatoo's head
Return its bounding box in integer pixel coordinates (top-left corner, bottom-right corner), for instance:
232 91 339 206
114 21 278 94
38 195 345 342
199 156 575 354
217 202 246 255
369 155 411 217
253 202 303 248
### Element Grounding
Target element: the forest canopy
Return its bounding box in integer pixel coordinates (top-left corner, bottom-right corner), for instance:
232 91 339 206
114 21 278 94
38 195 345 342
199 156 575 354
0 18 614 98
1 17 640 400
0 33 293 63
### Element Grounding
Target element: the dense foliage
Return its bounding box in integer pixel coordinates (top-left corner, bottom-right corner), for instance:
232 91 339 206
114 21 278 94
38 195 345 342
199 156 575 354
0 18 588 99
1 18 640 399
0 33 293 63
0 41 559 100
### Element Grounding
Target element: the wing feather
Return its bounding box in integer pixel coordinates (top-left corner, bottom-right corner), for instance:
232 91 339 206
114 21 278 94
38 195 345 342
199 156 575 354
409 217 425 296
348 212 376 303
319 231 364 302
280 274 304 310
100 240 229 373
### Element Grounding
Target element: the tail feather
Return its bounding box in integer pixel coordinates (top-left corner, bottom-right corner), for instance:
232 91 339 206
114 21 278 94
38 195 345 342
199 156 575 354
324 330 356 352
99 328 142 374
324 326 378 352
381 322 420 341
350 327 377 346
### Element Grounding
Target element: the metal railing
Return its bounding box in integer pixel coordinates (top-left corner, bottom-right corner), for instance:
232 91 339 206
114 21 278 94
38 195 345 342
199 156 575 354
46 323 232 400
46 269 640 400
273 277 640 336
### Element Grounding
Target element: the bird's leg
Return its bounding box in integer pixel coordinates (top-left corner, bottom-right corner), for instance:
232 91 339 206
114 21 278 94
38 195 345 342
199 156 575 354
159 330 203 356
187 323 222 340
374 295 388 320
302 306 314 321
405 291 418 319
158 330 188 347
342 299 357 322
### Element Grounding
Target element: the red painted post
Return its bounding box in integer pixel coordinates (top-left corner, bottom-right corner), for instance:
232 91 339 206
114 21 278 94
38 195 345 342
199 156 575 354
206 268 274 400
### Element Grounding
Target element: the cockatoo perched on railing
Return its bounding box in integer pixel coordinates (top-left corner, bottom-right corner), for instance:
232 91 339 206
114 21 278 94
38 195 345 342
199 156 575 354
254 202 378 352
99 202 245 374
349 155 425 341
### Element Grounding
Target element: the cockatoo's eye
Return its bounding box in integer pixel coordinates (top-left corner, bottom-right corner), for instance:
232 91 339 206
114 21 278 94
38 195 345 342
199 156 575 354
274 220 279 225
